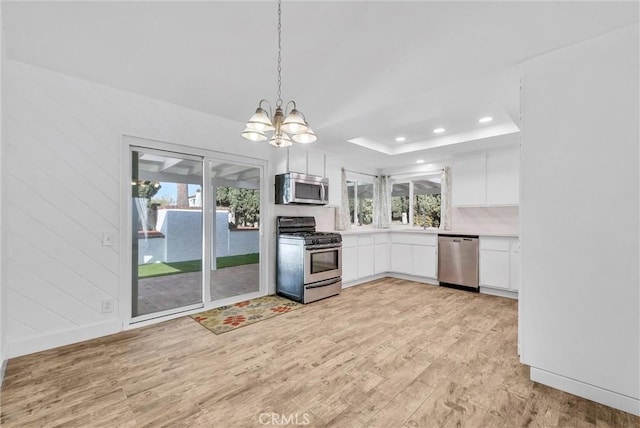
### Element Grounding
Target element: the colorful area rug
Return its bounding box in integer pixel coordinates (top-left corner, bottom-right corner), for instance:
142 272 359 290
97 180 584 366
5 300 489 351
190 295 303 334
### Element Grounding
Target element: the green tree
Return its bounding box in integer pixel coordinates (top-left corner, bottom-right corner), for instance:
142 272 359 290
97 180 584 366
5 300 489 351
392 195 409 223
359 197 373 225
150 195 175 208
133 180 161 199
414 194 441 228
216 187 260 228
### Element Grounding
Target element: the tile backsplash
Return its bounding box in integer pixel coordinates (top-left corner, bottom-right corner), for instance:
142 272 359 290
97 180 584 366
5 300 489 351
451 206 519 234
272 205 336 231
271 205 518 235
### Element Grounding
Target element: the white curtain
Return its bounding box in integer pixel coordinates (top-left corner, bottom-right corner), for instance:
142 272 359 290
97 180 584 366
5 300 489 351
335 168 351 230
439 166 452 230
373 175 392 228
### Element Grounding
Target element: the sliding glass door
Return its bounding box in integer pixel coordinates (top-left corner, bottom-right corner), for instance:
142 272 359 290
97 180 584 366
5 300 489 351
209 160 261 301
131 149 204 318
129 143 265 322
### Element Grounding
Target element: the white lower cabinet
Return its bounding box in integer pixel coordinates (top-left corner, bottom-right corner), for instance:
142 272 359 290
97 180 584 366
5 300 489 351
509 240 521 291
391 243 412 274
341 236 358 283
479 237 520 292
412 245 437 278
374 244 389 274
357 244 374 278
390 233 438 279
342 231 519 298
342 234 383 283
373 234 390 274
342 246 358 283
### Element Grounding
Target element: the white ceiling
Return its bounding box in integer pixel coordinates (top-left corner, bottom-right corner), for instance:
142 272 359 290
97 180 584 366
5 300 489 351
4 1 638 168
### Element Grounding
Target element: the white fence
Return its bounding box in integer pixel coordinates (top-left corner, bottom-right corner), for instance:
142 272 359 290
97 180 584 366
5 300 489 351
138 210 259 264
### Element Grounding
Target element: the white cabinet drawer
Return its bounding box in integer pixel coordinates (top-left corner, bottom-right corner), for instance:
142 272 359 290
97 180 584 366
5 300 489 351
342 235 358 248
373 233 389 244
357 235 374 246
479 237 509 251
391 233 437 246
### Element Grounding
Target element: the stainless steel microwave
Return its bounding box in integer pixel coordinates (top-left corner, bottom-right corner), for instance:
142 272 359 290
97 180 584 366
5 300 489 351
275 172 329 205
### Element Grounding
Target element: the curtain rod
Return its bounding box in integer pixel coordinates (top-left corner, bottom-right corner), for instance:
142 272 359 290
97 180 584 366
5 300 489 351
343 168 377 178
390 169 444 179
344 168 444 179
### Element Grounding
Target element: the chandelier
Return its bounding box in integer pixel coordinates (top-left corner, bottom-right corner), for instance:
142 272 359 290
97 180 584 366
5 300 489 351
241 0 316 147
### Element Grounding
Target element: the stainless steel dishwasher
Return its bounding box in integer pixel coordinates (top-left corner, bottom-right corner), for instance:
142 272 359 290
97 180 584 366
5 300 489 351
438 235 479 290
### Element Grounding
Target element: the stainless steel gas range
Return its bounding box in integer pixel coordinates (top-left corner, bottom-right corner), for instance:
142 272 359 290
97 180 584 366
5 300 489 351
276 216 342 304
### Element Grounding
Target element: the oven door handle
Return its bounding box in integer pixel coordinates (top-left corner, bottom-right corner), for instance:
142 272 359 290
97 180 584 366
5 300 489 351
305 243 342 251
305 277 341 289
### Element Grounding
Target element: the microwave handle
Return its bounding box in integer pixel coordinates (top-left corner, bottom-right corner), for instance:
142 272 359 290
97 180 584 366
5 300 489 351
321 183 326 202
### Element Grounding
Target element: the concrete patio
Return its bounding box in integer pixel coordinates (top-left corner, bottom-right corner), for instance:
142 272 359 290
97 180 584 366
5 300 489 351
136 263 259 316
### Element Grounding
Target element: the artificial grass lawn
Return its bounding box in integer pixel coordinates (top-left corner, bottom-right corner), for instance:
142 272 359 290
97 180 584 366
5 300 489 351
138 253 259 279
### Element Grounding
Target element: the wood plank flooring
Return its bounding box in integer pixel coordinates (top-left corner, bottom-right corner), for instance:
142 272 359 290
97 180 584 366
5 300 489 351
1 278 638 427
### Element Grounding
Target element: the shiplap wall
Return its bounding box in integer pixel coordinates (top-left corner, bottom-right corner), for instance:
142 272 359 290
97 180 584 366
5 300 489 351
1 4 5 366
3 60 274 358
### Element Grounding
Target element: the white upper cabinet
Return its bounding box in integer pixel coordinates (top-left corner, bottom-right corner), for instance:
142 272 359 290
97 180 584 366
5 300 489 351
286 145 307 174
452 147 520 207
307 149 326 178
285 146 327 177
452 154 487 207
486 148 520 206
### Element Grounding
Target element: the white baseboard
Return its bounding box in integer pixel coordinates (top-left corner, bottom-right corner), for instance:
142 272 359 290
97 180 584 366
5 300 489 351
479 286 518 299
530 367 640 416
6 320 121 359
387 273 439 286
342 274 389 288
0 356 7 389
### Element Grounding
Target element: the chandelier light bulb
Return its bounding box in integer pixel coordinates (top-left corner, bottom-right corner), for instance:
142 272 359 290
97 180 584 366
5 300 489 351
241 127 267 142
247 107 274 132
292 128 317 144
281 109 309 134
240 0 316 146
269 133 293 147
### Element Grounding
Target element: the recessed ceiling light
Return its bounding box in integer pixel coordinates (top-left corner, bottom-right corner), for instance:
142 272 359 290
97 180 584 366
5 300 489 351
395 136 406 142
478 116 493 123
433 128 445 134
416 159 425 164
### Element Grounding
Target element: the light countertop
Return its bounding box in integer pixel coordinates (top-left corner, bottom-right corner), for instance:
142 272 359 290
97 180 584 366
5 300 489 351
336 228 518 238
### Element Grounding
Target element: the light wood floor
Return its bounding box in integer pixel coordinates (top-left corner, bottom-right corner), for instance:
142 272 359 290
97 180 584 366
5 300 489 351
1 278 638 427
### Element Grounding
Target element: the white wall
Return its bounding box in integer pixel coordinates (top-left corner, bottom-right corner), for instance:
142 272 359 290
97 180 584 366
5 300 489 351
0 1 5 370
3 60 274 359
520 25 639 415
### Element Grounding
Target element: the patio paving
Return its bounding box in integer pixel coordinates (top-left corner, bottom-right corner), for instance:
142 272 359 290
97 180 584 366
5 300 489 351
136 263 259 316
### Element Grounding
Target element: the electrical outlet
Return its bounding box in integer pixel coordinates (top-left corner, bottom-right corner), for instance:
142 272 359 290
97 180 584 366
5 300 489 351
102 232 113 247
101 298 114 314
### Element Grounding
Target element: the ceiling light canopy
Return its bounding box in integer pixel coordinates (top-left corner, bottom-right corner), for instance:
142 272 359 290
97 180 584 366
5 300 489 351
416 159 425 164
241 0 316 147
478 116 493 123
433 128 445 134
395 136 406 142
